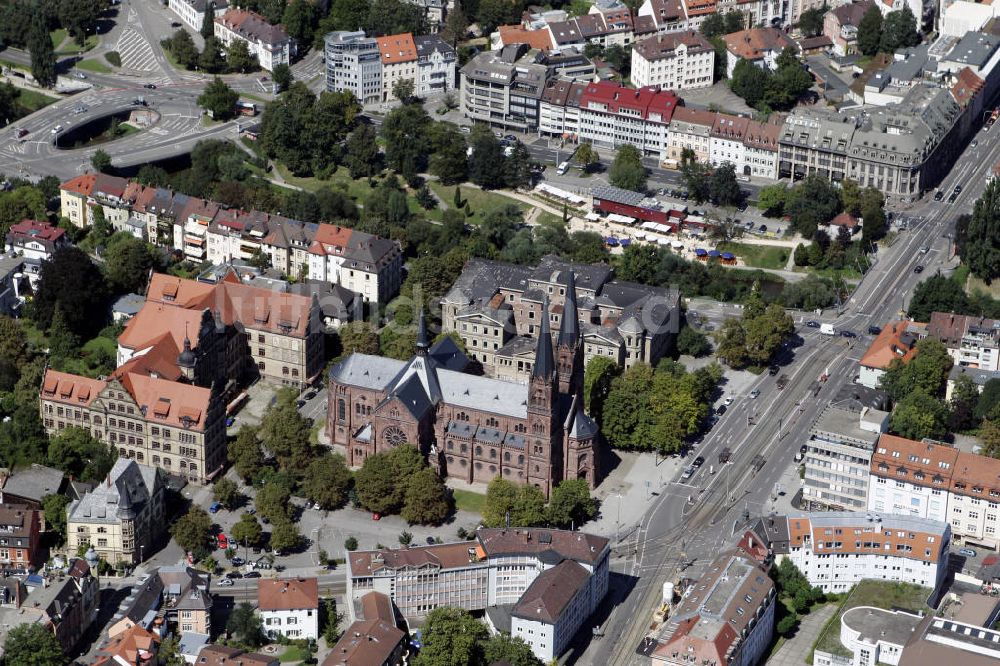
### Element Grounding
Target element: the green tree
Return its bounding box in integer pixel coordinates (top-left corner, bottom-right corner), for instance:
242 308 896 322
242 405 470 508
949 372 981 431
441 1 469 47
355 445 425 514
857 6 883 56
212 478 241 509
47 426 115 483
891 390 949 441
256 482 292 525
165 29 199 69
27 13 56 88
609 143 646 192
323 598 344 645
3 623 65 666
482 477 518 527
59 0 103 46
860 187 887 245
908 275 969 321
469 130 505 189
227 602 266 648
272 63 293 92
226 39 259 73
380 103 431 177
91 149 112 173
171 506 214 559
367 0 427 35
681 161 713 203
583 356 619 422
979 417 1000 458
700 13 726 38
392 77 415 102
158 635 186 666
402 467 451 525
502 141 532 190
345 124 381 179
798 5 826 36
301 454 352 510
338 321 380 356
228 426 264 483
269 519 302 552
198 76 239 120
103 236 157 295
42 493 70 545
729 57 771 108
0 186 47 239
258 392 313 475
34 246 110 340
677 324 712 357
475 0 518 34
344 536 359 551
201 0 216 38
283 0 317 44
413 607 488 666
710 161 742 206
575 142 599 172
879 337 953 400
880 6 920 53
429 126 469 185
785 175 842 238
198 36 228 73
547 479 597 528
231 512 263 547
482 634 542 666
960 178 1000 283
512 484 548 526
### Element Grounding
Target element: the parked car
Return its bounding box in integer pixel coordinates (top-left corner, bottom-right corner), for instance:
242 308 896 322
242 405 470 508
244 571 261 578
209 502 222 513
758 224 767 233
919 245 929 254
295 399 306 408
776 375 790 390
724 396 734 405
426 536 436 545
716 404 727 415
934 190 944 201
226 416 236 427
914 265 924 273
372 512 381 521
840 330 856 338
225 572 243 579
749 388 760 399
958 548 978 557
74 72 87 80
51 125 63 134
218 578 235 586
867 325 882 335
217 534 228 549
304 391 316 400
972 139 979 147
231 557 244 566
806 320 820 328
768 365 780 376
143 83 157 89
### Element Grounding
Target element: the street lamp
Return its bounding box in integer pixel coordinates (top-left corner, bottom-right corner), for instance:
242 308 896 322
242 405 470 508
615 492 623 543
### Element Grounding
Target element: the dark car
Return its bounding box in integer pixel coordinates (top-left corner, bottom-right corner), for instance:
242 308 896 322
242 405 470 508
948 191 958 203
840 330 856 338
426 536 436 545
244 571 261 579
954 184 963 194
776 375 790 389
304 391 316 400
296 399 306 408
716 404 727 415
693 456 705 468
143 83 157 89
504 134 516 142
224 572 243 579
170 21 182 27
768 365 780 376
867 325 882 335
806 320 820 328
934 190 944 201
914 265 924 273
719 447 732 464
759 224 768 232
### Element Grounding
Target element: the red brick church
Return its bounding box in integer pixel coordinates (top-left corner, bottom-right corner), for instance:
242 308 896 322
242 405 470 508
327 273 602 494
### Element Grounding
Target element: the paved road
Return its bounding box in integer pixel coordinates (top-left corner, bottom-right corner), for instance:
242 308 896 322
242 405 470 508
585 118 997 666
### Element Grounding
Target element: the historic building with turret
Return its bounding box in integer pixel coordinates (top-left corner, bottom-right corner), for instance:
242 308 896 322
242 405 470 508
327 277 603 494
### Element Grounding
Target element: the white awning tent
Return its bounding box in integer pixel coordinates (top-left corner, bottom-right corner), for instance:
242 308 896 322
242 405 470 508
607 213 636 225
536 183 586 205
671 240 684 249
585 212 600 221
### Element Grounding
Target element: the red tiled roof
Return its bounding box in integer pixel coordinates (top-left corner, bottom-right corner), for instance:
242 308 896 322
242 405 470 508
952 67 985 108
632 31 714 61
7 219 66 243
829 212 859 228
258 578 319 611
579 81 679 123
497 25 554 50
723 28 794 61
859 320 924 370
376 33 417 64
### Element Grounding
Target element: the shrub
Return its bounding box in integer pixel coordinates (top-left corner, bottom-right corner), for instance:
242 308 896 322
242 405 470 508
105 51 121 67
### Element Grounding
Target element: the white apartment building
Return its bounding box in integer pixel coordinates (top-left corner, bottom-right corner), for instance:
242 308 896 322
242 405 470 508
168 0 229 33
377 33 418 101
306 224 402 305
867 434 1000 551
707 114 782 178
778 512 951 594
214 8 293 72
324 31 382 104
630 31 715 90
414 34 457 97
801 403 888 512
257 579 319 640
577 81 679 159
928 312 1000 372
509 560 594 661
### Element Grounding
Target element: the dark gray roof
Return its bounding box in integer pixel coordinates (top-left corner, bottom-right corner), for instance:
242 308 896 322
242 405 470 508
569 410 599 439
414 34 455 59
495 336 538 358
443 258 532 306
945 31 1000 68
428 336 470 371
949 365 1000 387
385 374 434 419
533 298 555 381
329 354 406 391
112 293 147 316
511 560 590 623
474 426 504 445
287 281 361 322
531 255 612 293
113 576 164 625
1 464 65 504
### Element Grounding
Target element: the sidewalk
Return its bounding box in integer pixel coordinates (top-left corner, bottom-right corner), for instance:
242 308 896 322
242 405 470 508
766 603 837 666
586 451 685 543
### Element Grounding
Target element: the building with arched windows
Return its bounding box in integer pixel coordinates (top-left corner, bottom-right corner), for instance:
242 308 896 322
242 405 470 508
327 276 603 494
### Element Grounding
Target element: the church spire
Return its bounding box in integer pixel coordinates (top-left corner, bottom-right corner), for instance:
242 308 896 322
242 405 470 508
415 304 430 356
557 271 579 348
533 297 555 380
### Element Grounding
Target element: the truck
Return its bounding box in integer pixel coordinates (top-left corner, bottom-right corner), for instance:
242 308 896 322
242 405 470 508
820 323 836 335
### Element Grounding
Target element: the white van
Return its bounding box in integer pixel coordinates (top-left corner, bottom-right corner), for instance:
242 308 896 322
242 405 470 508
556 161 569 175
820 323 836 336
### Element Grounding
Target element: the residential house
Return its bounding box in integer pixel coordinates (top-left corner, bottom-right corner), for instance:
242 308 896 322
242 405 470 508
775 512 951 594
214 8 294 72
0 464 67 513
4 219 69 288
857 320 927 388
257 578 320 640
324 592 405 666
650 548 776 666
0 504 43 569
665 105 715 163
414 34 456 97
577 81 679 158
945 365 1000 401
801 402 888 512
509 560 593 661
825 1 875 56
66 459 166 565
307 224 403 305
377 33 418 102
630 31 715 90
157 565 214 636
168 0 229 33
927 311 1000 372
27 559 100 655
538 79 588 139
722 27 794 77
92 624 160 666
196 646 279 666
58 173 130 229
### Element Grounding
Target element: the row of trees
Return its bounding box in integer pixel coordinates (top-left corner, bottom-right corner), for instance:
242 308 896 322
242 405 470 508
481 478 597 530
956 180 1000 284
714 284 795 369
857 6 921 57
682 159 744 207
161 29 262 75
730 46 814 112
414 606 542 666
758 175 887 243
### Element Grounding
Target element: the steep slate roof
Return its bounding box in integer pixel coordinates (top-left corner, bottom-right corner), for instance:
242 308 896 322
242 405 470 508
67 459 162 526
215 8 289 46
830 1 875 28
511 560 589 623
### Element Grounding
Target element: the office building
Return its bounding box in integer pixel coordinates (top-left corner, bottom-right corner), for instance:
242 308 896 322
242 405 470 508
324 31 382 104
630 31 715 90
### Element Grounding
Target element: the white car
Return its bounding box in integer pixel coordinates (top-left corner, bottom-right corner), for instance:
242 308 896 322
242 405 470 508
51 125 63 134
724 396 734 406
217 578 235 586
749 389 760 399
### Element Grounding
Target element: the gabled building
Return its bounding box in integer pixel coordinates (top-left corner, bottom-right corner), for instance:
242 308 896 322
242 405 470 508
4 219 69 287
58 173 130 229
257 578 320 640
722 27 795 77
196 646 278 666
665 105 716 163
28 559 99 654
214 8 294 72
92 624 160 666
824 1 875 56
650 548 776 666
324 592 405 666
377 33 418 102
168 0 230 33
65 459 166 565
413 34 456 97
630 31 715 90
0 504 43 569
577 81 680 158
858 320 927 388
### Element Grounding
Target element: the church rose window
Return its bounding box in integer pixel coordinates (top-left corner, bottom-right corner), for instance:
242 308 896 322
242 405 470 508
382 426 407 447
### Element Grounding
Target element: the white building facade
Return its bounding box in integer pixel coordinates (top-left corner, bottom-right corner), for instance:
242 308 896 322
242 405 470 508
214 8 294 72
630 31 716 90
168 0 229 32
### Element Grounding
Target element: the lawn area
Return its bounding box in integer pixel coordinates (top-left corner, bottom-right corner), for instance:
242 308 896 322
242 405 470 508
452 488 486 514
536 211 564 227
76 58 112 74
52 30 97 55
277 645 310 663
428 182 527 225
967 272 1000 299
16 88 58 114
717 241 790 270
812 581 931 659
274 163 377 203
49 29 68 50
